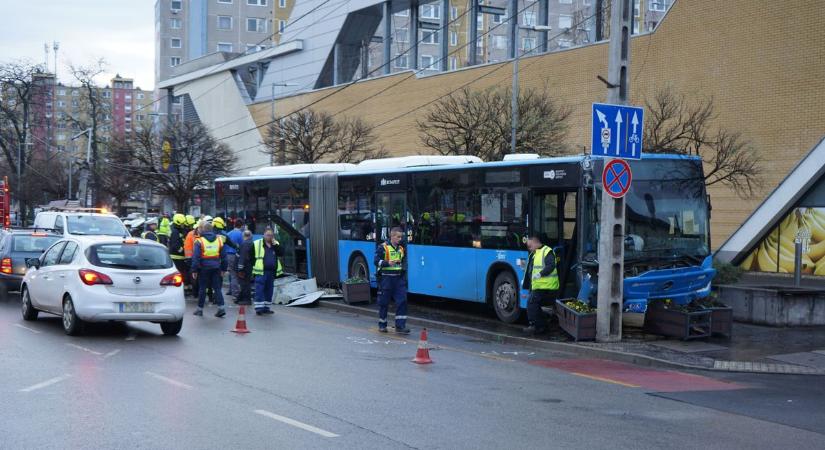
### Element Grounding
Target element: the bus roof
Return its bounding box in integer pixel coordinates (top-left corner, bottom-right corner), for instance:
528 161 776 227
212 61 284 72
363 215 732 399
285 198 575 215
216 153 700 183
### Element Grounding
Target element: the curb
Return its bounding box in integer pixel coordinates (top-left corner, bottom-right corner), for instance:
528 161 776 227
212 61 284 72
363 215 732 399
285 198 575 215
318 300 825 376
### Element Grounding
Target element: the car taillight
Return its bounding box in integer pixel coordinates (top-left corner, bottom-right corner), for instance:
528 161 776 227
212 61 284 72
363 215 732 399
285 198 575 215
1 257 12 274
160 272 183 287
78 269 113 286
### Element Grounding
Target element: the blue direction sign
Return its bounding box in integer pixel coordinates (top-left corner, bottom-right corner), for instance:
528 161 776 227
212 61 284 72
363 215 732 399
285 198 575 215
602 159 632 198
591 103 644 159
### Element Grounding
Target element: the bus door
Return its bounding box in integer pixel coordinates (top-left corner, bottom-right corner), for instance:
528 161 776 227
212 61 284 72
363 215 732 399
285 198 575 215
529 189 579 298
375 192 407 243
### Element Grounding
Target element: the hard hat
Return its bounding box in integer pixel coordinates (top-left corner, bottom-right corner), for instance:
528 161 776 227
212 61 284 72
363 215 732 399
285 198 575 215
212 217 226 229
422 212 431 221
185 215 196 226
203 215 213 223
172 213 186 225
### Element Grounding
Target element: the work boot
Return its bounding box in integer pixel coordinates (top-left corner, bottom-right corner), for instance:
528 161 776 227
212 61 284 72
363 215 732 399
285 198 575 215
523 325 547 335
378 327 388 333
193 309 203 317
262 309 274 315
394 327 411 334
215 309 226 318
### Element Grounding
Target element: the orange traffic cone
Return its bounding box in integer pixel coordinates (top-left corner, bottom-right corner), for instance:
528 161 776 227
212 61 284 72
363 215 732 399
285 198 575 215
232 306 251 334
412 328 433 364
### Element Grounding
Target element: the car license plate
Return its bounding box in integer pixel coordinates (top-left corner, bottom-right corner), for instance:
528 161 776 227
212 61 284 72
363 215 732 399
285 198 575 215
119 302 154 313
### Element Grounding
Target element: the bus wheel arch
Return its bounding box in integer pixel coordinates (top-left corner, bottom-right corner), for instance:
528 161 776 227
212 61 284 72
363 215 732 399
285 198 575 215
486 264 522 324
348 252 370 280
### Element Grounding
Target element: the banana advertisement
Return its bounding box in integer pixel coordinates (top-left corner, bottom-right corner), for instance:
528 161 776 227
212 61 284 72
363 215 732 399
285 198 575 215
739 207 825 276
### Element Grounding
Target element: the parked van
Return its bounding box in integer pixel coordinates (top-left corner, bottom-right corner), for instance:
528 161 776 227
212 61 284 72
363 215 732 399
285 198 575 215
33 210 130 237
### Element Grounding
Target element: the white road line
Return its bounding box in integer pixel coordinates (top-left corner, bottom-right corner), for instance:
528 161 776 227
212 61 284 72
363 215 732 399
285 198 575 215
103 349 121 359
13 323 41 334
145 371 194 390
66 343 103 355
19 374 72 393
254 409 340 438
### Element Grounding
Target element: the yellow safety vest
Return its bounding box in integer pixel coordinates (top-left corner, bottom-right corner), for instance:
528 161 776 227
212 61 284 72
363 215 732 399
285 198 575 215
252 239 283 276
381 243 404 272
157 218 171 237
197 237 222 259
531 246 559 290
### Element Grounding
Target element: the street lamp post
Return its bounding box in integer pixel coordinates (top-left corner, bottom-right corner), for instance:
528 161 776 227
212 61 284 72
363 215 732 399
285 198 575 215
511 25 552 154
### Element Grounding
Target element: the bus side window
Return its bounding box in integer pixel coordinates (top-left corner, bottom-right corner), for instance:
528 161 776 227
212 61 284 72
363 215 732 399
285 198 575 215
531 193 559 246
563 192 577 240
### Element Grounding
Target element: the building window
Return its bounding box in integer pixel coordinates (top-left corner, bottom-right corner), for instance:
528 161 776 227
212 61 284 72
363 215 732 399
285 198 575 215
523 11 536 27
217 16 232 30
521 37 536 52
450 6 457 20
125 94 132 100
493 10 505 24
420 55 435 70
558 14 572 29
420 4 440 19
57 134 66 141
248 17 267 32
58 89 66 96
71 99 79 108
396 27 409 43
449 56 457 71
171 96 182 105
559 0 572 4
394 9 409 17
170 38 182 48
217 42 233 52
449 31 457 46
493 35 507 50
170 57 181 66
137 92 145 99
125 105 132 111
171 1 182 11
477 14 484 30
136 114 145 121
278 20 285 32
218 0 232 3
649 1 668 12
57 100 66 107
247 0 267 5
170 18 182 29
393 54 408 69
421 30 439 44
279 0 286 7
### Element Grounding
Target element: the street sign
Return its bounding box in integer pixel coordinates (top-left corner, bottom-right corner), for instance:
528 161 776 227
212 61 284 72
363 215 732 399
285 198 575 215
591 103 644 159
602 159 632 198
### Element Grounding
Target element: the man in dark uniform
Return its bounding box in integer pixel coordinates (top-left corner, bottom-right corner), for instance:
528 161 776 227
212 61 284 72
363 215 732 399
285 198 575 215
374 227 409 334
522 235 559 335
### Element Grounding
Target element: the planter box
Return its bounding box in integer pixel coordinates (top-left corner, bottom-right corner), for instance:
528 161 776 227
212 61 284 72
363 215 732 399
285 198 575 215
707 306 733 338
555 300 597 342
342 282 371 305
644 303 711 340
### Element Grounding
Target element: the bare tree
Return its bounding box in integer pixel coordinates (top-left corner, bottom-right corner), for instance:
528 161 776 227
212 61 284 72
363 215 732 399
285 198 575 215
643 86 762 197
131 121 236 211
418 86 571 162
66 59 108 207
263 109 386 164
98 137 148 215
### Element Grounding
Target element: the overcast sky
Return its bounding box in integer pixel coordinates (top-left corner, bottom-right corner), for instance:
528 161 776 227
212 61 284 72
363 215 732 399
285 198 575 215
0 0 155 89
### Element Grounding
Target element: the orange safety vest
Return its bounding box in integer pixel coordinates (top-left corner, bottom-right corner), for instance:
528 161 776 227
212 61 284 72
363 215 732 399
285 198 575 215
184 231 196 258
197 236 223 259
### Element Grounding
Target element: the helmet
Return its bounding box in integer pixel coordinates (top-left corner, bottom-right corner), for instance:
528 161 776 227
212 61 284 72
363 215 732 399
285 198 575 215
172 213 186 226
185 215 196 226
203 215 213 223
212 217 226 230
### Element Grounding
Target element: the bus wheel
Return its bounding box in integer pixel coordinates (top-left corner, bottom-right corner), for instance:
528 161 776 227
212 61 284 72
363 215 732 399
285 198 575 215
492 272 521 323
349 255 369 281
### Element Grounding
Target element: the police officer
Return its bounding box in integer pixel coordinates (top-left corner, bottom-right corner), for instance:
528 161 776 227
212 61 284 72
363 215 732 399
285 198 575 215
169 213 189 287
157 213 171 246
249 227 283 315
141 218 159 242
374 227 409 334
522 235 559 335
191 222 228 317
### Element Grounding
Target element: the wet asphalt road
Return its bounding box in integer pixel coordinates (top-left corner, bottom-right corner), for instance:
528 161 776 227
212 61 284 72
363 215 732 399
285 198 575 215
1 293 824 450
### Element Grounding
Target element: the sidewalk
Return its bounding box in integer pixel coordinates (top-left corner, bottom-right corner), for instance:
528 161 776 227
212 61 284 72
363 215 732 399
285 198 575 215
318 297 825 375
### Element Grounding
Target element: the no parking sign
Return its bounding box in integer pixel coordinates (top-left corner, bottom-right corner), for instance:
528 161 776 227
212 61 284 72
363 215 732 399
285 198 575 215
602 159 632 199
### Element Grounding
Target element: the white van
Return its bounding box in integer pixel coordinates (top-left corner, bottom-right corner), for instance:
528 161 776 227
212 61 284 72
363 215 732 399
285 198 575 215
33 211 130 237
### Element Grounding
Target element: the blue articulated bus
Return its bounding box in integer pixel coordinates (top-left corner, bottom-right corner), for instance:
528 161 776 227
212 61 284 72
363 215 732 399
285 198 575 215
214 154 715 323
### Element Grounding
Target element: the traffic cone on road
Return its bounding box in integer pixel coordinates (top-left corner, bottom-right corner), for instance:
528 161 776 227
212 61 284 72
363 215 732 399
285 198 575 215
412 328 433 364
232 306 251 334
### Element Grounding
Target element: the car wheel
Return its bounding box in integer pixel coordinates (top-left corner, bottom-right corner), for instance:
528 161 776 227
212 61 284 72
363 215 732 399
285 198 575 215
62 296 83 336
348 254 369 280
492 271 522 324
21 287 38 321
160 319 183 336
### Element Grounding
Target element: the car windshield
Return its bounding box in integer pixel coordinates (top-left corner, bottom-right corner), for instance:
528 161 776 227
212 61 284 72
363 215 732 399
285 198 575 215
86 243 173 270
12 235 61 253
67 216 128 236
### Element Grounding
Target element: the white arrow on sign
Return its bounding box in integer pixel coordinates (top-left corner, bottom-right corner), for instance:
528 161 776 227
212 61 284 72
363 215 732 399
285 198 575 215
631 112 639 157
614 111 623 155
596 110 610 153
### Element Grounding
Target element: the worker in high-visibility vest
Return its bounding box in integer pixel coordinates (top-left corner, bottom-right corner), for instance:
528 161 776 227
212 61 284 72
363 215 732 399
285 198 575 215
213 217 241 301
522 235 560 335
247 227 283 315
183 215 198 295
373 227 409 334
169 213 189 289
157 213 171 246
141 218 159 242
191 222 228 317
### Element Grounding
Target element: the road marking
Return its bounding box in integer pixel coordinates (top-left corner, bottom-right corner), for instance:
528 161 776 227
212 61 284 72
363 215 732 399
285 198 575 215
145 371 193 390
13 323 41 334
66 343 103 355
20 374 72 392
103 349 121 359
254 409 339 438
570 372 640 388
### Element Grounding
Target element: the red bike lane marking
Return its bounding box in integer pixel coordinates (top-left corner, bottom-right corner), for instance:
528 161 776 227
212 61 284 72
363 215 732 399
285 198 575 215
530 359 746 393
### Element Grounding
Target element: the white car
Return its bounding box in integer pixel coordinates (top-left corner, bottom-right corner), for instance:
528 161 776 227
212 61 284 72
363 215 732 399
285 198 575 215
33 210 130 238
20 236 185 336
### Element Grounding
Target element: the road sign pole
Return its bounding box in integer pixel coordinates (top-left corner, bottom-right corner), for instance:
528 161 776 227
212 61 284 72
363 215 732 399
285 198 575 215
596 0 633 342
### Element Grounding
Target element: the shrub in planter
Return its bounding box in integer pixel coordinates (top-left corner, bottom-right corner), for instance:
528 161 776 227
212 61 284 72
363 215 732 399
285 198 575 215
555 299 597 342
342 277 371 304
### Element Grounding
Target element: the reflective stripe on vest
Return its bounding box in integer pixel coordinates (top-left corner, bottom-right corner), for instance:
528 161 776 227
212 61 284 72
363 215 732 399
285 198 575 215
382 243 404 272
141 231 158 242
531 246 559 290
198 237 222 259
252 239 283 276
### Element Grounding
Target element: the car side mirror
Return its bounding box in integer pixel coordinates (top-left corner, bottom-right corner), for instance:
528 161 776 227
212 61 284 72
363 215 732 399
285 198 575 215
25 258 40 269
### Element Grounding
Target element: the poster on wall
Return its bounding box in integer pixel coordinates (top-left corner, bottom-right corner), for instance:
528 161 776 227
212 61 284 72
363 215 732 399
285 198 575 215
739 207 825 276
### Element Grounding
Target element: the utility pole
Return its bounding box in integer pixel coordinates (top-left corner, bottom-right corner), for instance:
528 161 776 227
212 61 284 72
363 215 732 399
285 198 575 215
596 0 632 342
